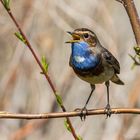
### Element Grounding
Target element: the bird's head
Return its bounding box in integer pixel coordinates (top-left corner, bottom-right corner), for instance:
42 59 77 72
66 28 98 47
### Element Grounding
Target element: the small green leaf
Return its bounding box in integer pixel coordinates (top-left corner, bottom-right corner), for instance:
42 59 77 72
129 54 140 67
56 93 63 107
3 0 10 10
64 119 72 132
77 135 83 140
15 32 27 44
134 46 140 56
129 54 136 69
64 120 83 139
41 56 49 73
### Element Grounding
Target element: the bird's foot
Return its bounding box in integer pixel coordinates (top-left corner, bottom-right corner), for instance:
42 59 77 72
104 104 112 118
74 107 88 121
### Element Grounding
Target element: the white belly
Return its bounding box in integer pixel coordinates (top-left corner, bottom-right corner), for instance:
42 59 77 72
77 66 114 84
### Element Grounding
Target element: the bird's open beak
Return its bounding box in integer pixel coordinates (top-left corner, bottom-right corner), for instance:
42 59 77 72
65 31 80 43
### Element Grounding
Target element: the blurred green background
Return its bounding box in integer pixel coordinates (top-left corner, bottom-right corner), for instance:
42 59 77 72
0 0 140 139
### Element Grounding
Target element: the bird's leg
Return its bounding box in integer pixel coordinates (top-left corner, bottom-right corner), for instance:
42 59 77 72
84 84 95 109
104 81 111 118
79 84 95 121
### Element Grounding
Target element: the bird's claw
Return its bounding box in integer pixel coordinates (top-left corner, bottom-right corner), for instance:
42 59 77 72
74 107 88 121
104 104 112 118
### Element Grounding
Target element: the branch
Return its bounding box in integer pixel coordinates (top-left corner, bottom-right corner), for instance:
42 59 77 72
116 0 140 67
0 0 78 139
129 54 140 65
123 0 140 65
116 0 140 46
0 108 140 119
123 0 140 46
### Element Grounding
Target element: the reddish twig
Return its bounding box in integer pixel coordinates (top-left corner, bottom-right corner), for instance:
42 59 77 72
0 1 78 139
116 0 140 46
123 0 140 46
0 108 140 119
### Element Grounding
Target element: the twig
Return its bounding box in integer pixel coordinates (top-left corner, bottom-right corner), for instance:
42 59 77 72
129 54 140 65
123 0 140 46
0 1 78 139
116 0 140 67
116 0 140 46
0 108 140 119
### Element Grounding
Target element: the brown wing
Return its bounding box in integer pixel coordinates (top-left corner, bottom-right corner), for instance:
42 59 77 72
102 47 120 74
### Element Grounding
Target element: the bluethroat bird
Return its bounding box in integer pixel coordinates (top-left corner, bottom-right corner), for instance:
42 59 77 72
66 28 124 119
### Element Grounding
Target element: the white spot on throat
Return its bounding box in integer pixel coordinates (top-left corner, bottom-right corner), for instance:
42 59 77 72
74 56 85 63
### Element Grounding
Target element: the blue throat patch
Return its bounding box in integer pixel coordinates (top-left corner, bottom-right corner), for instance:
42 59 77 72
71 41 100 70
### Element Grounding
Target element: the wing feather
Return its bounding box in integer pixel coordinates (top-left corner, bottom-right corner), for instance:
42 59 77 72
102 47 120 74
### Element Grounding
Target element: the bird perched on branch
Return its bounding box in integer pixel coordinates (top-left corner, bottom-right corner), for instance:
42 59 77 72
66 28 124 120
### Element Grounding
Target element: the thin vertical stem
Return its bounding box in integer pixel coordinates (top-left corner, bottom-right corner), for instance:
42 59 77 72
118 0 140 46
0 1 78 139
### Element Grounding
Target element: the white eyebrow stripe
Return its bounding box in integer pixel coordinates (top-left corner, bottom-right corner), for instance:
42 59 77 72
74 56 85 63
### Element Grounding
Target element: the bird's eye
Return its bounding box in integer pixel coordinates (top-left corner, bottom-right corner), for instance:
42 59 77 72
83 33 89 38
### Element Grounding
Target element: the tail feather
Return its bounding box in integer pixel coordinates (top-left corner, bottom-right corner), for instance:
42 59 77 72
111 74 124 85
